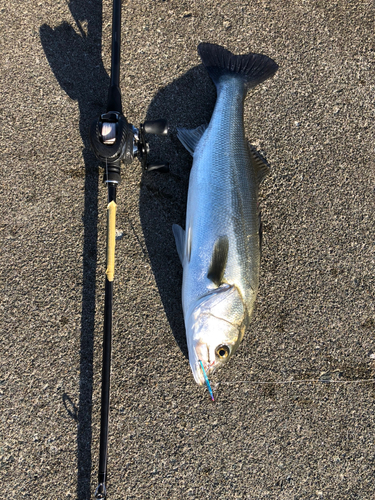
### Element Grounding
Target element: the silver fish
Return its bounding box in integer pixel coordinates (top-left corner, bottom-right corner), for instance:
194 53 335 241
173 43 278 385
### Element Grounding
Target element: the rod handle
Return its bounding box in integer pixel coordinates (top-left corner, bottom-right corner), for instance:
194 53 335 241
106 201 117 282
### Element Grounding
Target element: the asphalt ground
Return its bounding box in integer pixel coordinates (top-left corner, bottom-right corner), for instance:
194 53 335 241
1 1 374 499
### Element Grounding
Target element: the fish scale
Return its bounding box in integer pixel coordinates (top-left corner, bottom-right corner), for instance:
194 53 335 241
173 43 278 386
188 79 258 310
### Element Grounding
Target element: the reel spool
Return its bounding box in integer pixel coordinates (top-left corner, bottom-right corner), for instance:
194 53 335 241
89 112 169 183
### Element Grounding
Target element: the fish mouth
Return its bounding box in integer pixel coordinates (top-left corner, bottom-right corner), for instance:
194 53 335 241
190 358 215 385
188 340 216 385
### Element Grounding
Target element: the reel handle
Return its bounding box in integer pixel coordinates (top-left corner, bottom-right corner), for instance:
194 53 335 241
146 162 170 173
142 119 168 135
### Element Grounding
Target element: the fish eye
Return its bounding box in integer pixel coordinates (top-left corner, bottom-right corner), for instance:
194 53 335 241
215 345 230 359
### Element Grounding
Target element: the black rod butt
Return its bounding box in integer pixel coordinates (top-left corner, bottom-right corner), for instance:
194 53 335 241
107 85 122 114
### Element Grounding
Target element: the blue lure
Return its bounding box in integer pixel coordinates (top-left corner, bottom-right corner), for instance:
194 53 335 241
199 360 215 401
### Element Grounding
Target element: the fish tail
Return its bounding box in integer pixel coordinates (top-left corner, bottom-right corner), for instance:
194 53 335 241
198 43 278 91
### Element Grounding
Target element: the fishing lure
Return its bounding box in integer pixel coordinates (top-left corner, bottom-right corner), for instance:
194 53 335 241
199 360 215 401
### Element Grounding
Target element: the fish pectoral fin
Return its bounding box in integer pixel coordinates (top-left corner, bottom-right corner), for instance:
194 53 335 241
172 224 186 265
207 236 229 287
248 144 270 185
177 124 207 156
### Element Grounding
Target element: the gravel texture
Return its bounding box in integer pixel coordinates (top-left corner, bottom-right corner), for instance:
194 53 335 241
1 1 374 499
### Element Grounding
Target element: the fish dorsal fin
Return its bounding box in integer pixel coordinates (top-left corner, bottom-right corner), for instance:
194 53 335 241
207 236 229 286
259 212 263 256
172 224 186 264
177 124 207 156
249 145 270 185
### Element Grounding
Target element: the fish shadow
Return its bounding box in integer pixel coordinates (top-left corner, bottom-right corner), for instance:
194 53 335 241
140 64 216 358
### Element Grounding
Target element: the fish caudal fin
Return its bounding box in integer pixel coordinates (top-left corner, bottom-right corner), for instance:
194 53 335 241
198 43 278 91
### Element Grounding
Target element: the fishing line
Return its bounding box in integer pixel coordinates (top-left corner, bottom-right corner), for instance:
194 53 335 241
111 377 375 398
216 378 375 386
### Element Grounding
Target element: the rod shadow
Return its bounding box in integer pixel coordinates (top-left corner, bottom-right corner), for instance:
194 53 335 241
139 63 216 357
41 0 216 490
40 1 107 498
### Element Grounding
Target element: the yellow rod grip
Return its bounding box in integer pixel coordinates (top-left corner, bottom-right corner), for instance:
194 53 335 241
106 200 117 282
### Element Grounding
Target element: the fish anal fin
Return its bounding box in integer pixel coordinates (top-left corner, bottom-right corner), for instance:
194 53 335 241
207 236 229 286
177 124 207 156
172 224 186 265
249 144 270 185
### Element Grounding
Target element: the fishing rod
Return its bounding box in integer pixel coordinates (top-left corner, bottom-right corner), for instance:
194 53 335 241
89 1 168 497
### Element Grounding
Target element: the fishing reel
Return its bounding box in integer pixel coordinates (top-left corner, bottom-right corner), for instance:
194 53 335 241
89 111 169 183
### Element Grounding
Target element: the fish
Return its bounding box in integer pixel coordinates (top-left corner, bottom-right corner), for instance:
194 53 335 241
173 43 278 385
